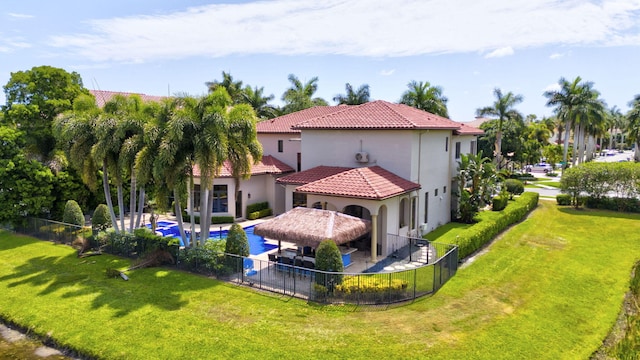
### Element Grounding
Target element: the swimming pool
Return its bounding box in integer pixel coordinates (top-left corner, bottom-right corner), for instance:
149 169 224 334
147 222 276 255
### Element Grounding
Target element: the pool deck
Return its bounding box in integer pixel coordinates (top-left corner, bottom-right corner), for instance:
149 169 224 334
136 213 437 274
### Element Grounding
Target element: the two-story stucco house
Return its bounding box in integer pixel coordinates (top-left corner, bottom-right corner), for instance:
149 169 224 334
254 100 482 261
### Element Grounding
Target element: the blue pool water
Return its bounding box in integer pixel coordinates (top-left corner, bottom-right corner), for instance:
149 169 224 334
147 222 276 255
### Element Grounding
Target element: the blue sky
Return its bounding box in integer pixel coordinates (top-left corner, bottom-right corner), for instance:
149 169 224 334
2 0 640 122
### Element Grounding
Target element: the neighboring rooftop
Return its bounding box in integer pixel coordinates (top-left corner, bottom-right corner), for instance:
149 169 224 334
89 90 167 108
256 106 343 134
295 165 421 200
454 122 485 135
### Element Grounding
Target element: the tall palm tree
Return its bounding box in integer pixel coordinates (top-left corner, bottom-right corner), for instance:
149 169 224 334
399 80 449 117
241 86 278 119
544 76 604 168
281 74 328 114
226 103 263 215
626 95 640 161
156 96 199 245
333 83 370 105
53 94 118 230
476 88 524 169
194 89 230 244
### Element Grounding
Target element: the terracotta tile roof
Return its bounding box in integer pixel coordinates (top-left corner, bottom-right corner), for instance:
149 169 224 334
454 122 484 135
276 166 352 185
89 90 167 108
193 155 294 177
291 100 461 130
466 116 492 128
256 106 344 134
295 166 421 200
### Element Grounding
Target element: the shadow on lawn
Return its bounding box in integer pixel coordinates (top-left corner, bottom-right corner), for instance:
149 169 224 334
0 239 219 318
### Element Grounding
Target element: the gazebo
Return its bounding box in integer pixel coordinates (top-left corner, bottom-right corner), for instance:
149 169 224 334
253 207 371 251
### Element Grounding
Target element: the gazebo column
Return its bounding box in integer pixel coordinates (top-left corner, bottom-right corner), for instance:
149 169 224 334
370 214 378 262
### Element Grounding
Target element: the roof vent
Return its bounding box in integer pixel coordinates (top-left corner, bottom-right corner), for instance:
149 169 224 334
355 152 369 163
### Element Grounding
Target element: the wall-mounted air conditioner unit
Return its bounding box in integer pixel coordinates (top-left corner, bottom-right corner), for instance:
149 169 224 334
355 152 369 163
420 223 429 234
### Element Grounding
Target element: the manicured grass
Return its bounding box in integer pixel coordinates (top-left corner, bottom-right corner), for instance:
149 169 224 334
1 202 638 359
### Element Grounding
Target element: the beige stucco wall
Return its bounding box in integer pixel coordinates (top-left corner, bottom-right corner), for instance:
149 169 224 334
257 133 301 171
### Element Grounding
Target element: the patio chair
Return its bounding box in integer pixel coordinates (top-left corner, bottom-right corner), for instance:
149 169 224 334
294 258 304 277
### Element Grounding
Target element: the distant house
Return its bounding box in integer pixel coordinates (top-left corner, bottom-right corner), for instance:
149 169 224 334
257 100 483 261
89 90 167 108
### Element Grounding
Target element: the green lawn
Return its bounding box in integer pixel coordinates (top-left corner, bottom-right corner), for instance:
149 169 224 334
1 202 638 359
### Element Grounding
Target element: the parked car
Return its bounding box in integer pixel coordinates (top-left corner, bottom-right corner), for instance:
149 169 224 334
525 163 552 173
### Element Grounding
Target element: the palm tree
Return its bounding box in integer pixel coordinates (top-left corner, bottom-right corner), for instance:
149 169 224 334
544 77 604 169
194 89 230 244
281 74 328 114
626 95 640 161
399 81 449 117
333 83 370 105
156 96 199 245
53 94 118 230
226 103 263 215
205 71 245 104
241 86 278 119
476 88 524 169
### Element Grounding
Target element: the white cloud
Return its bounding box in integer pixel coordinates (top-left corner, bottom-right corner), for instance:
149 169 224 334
549 53 564 59
7 12 34 19
379 69 395 76
543 83 561 93
485 47 514 58
49 0 640 63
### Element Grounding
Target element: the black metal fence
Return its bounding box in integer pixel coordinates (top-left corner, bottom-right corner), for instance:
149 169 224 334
14 218 458 305
13 217 87 245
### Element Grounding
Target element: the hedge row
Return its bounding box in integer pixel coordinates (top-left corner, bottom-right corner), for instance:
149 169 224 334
182 212 235 224
445 192 539 259
247 208 272 220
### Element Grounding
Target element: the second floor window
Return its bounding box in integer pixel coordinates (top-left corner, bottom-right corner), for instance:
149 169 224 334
455 142 461 159
278 140 283 152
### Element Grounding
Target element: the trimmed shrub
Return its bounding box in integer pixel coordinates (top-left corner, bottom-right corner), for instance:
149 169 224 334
315 239 344 286
556 194 572 206
92 204 111 233
504 179 524 199
247 208 272 220
492 196 508 211
224 223 249 257
444 192 539 259
246 201 269 215
63 200 84 227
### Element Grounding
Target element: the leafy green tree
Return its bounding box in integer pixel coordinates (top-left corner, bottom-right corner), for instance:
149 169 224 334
476 88 524 169
92 204 111 233
224 223 249 257
333 83 370 105
315 239 344 285
0 126 55 226
2 66 89 163
542 145 563 171
63 200 84 227
399 80 449 117
281 74 328 114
